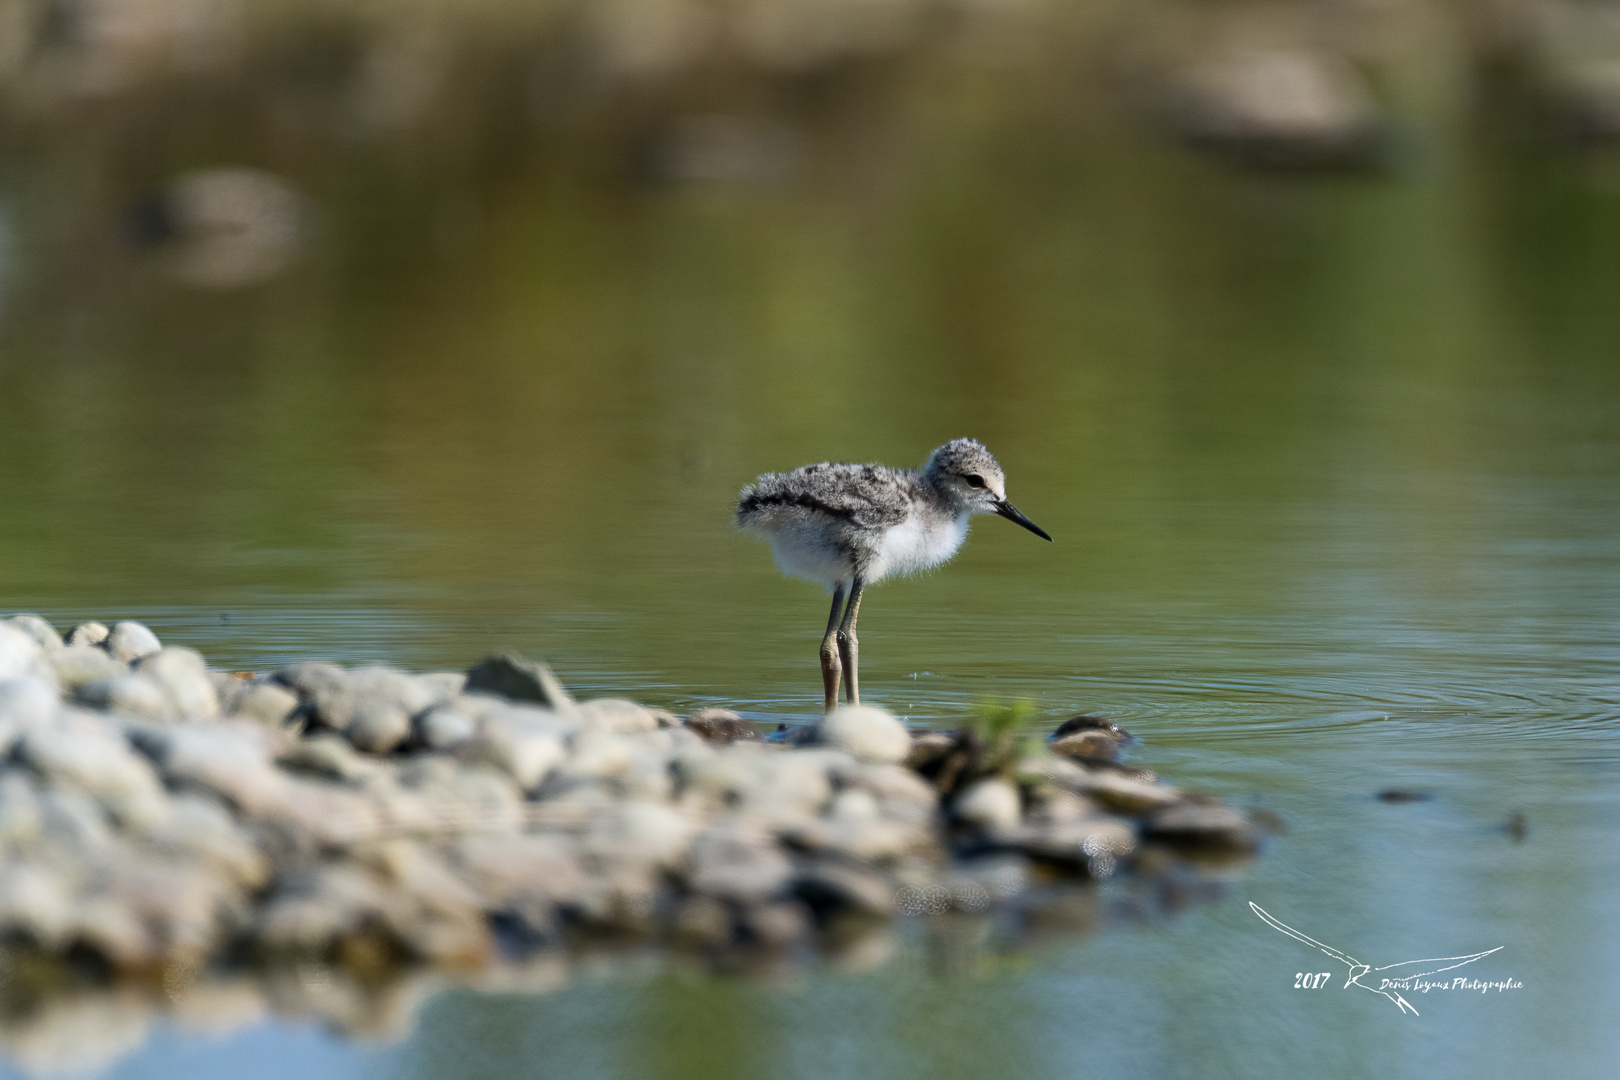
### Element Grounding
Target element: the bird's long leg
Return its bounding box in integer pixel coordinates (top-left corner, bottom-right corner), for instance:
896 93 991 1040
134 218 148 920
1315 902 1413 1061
837 576 865 706
820 583 846 713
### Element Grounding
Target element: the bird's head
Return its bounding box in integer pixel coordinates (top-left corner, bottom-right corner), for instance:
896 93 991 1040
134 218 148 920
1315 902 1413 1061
924 438 1051 541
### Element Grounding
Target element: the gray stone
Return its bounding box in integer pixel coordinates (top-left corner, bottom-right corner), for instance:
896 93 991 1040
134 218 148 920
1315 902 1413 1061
1142 802 1259 853
278 734 380 784
0 625 47 681
231 682 300 728
953 778 1022 832
1049 729 1125 765
417 671 466 702
16 707 169 828
342 668 437 754
135 648 220 719
0 676 62 749
4 615 62 652
463 652 575 713
66 622 110 647
577 698 662 734
793 860 896 922
77 673 174 721
684 707 758 745
412 703 476 750
817 705 910 765
104 622 163 663
46 646 126 694
454 708 570 791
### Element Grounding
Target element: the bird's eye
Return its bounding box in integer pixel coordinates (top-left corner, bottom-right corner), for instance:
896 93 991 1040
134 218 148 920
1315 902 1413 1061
964 474 986 489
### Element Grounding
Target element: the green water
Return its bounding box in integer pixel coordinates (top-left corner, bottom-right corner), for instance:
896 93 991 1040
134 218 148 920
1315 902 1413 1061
1 69 1618 1079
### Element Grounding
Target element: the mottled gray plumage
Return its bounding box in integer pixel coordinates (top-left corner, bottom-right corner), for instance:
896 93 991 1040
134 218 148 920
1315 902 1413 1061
737 439 1050 711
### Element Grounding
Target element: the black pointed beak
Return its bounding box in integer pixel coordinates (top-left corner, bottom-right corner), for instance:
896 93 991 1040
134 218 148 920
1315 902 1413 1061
993 499 1052 541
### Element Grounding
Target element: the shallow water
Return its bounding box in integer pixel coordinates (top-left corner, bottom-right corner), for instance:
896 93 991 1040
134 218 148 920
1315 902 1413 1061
1 60 1619 1079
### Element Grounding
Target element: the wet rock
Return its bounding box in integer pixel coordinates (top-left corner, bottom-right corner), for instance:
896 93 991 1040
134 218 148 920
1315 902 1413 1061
793 860 896 924
1376 789 1432 804
952 778 1022 833
3 616 62 652
66 622 110 648
463 652 575 713
104 622 162 664
670 894 735 949
817 705 910 765
1049 730 1125 765
1051 714 1130 740
1142 802 1258 853
995 816 1137 875
1071 770 1181 816
684 707 758 745
905 731 954 770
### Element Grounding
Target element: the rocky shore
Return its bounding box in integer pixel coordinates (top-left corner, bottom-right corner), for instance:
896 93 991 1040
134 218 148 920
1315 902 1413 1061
0 611 1259 1063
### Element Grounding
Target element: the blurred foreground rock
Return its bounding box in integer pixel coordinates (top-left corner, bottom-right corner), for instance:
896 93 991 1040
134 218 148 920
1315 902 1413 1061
0 612 1260 1071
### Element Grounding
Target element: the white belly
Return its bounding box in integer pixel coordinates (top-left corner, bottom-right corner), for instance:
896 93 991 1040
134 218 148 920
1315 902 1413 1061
865 514 970 583
757 512 970 590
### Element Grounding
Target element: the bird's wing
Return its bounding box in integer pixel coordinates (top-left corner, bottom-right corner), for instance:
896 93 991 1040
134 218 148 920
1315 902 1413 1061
1373 948 1504 981
1249 903 1362 969
738 464 912 530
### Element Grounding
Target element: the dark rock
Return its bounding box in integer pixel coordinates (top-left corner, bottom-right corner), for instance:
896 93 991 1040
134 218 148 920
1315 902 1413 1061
463 652 574 712
792 860 895 924
1142 802 1259 853
905 731 954 770
1049 730 1124 765
684 707 758 745
1376 789 1433 804
1050 714 1129 739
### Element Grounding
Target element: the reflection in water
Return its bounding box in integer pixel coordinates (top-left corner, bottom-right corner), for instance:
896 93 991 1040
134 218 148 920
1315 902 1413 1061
0 0 1618 1077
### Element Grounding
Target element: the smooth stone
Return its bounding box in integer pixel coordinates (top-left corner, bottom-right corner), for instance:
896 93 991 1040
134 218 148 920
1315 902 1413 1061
417 671 466 702
904 731 954 770
343 668 437 753
135 648 220 719
0 677 62 746
4 615 62 651
793 860 896 922
278 734 380 784
0 772 43 845
104 622 163 663
564 727 633 778
1049 729 1124 765
463 652 575 713
1142 803 1259 852
1050 714 1129 739
0 626 46 681
1072 771 1181 816
578 698 663 734
817 705 910 765
953 778 1022 832
231 682 300 728
77 673 174 721
0 861 75 948
455 710 569 792
66 622 110 647
684 707 758 745
412 703 476 750
17 708 169 829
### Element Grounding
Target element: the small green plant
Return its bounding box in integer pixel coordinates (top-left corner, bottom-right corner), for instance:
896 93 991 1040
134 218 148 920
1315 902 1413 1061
967 697 1041 775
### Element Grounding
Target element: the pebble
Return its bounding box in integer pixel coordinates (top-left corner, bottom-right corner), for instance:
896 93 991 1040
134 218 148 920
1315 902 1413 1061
66 622 110 647
817 705 911 764
462 652 575 714
104 622 163 664
3 615 62 652
684 706 759 745
953 777 1022 833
